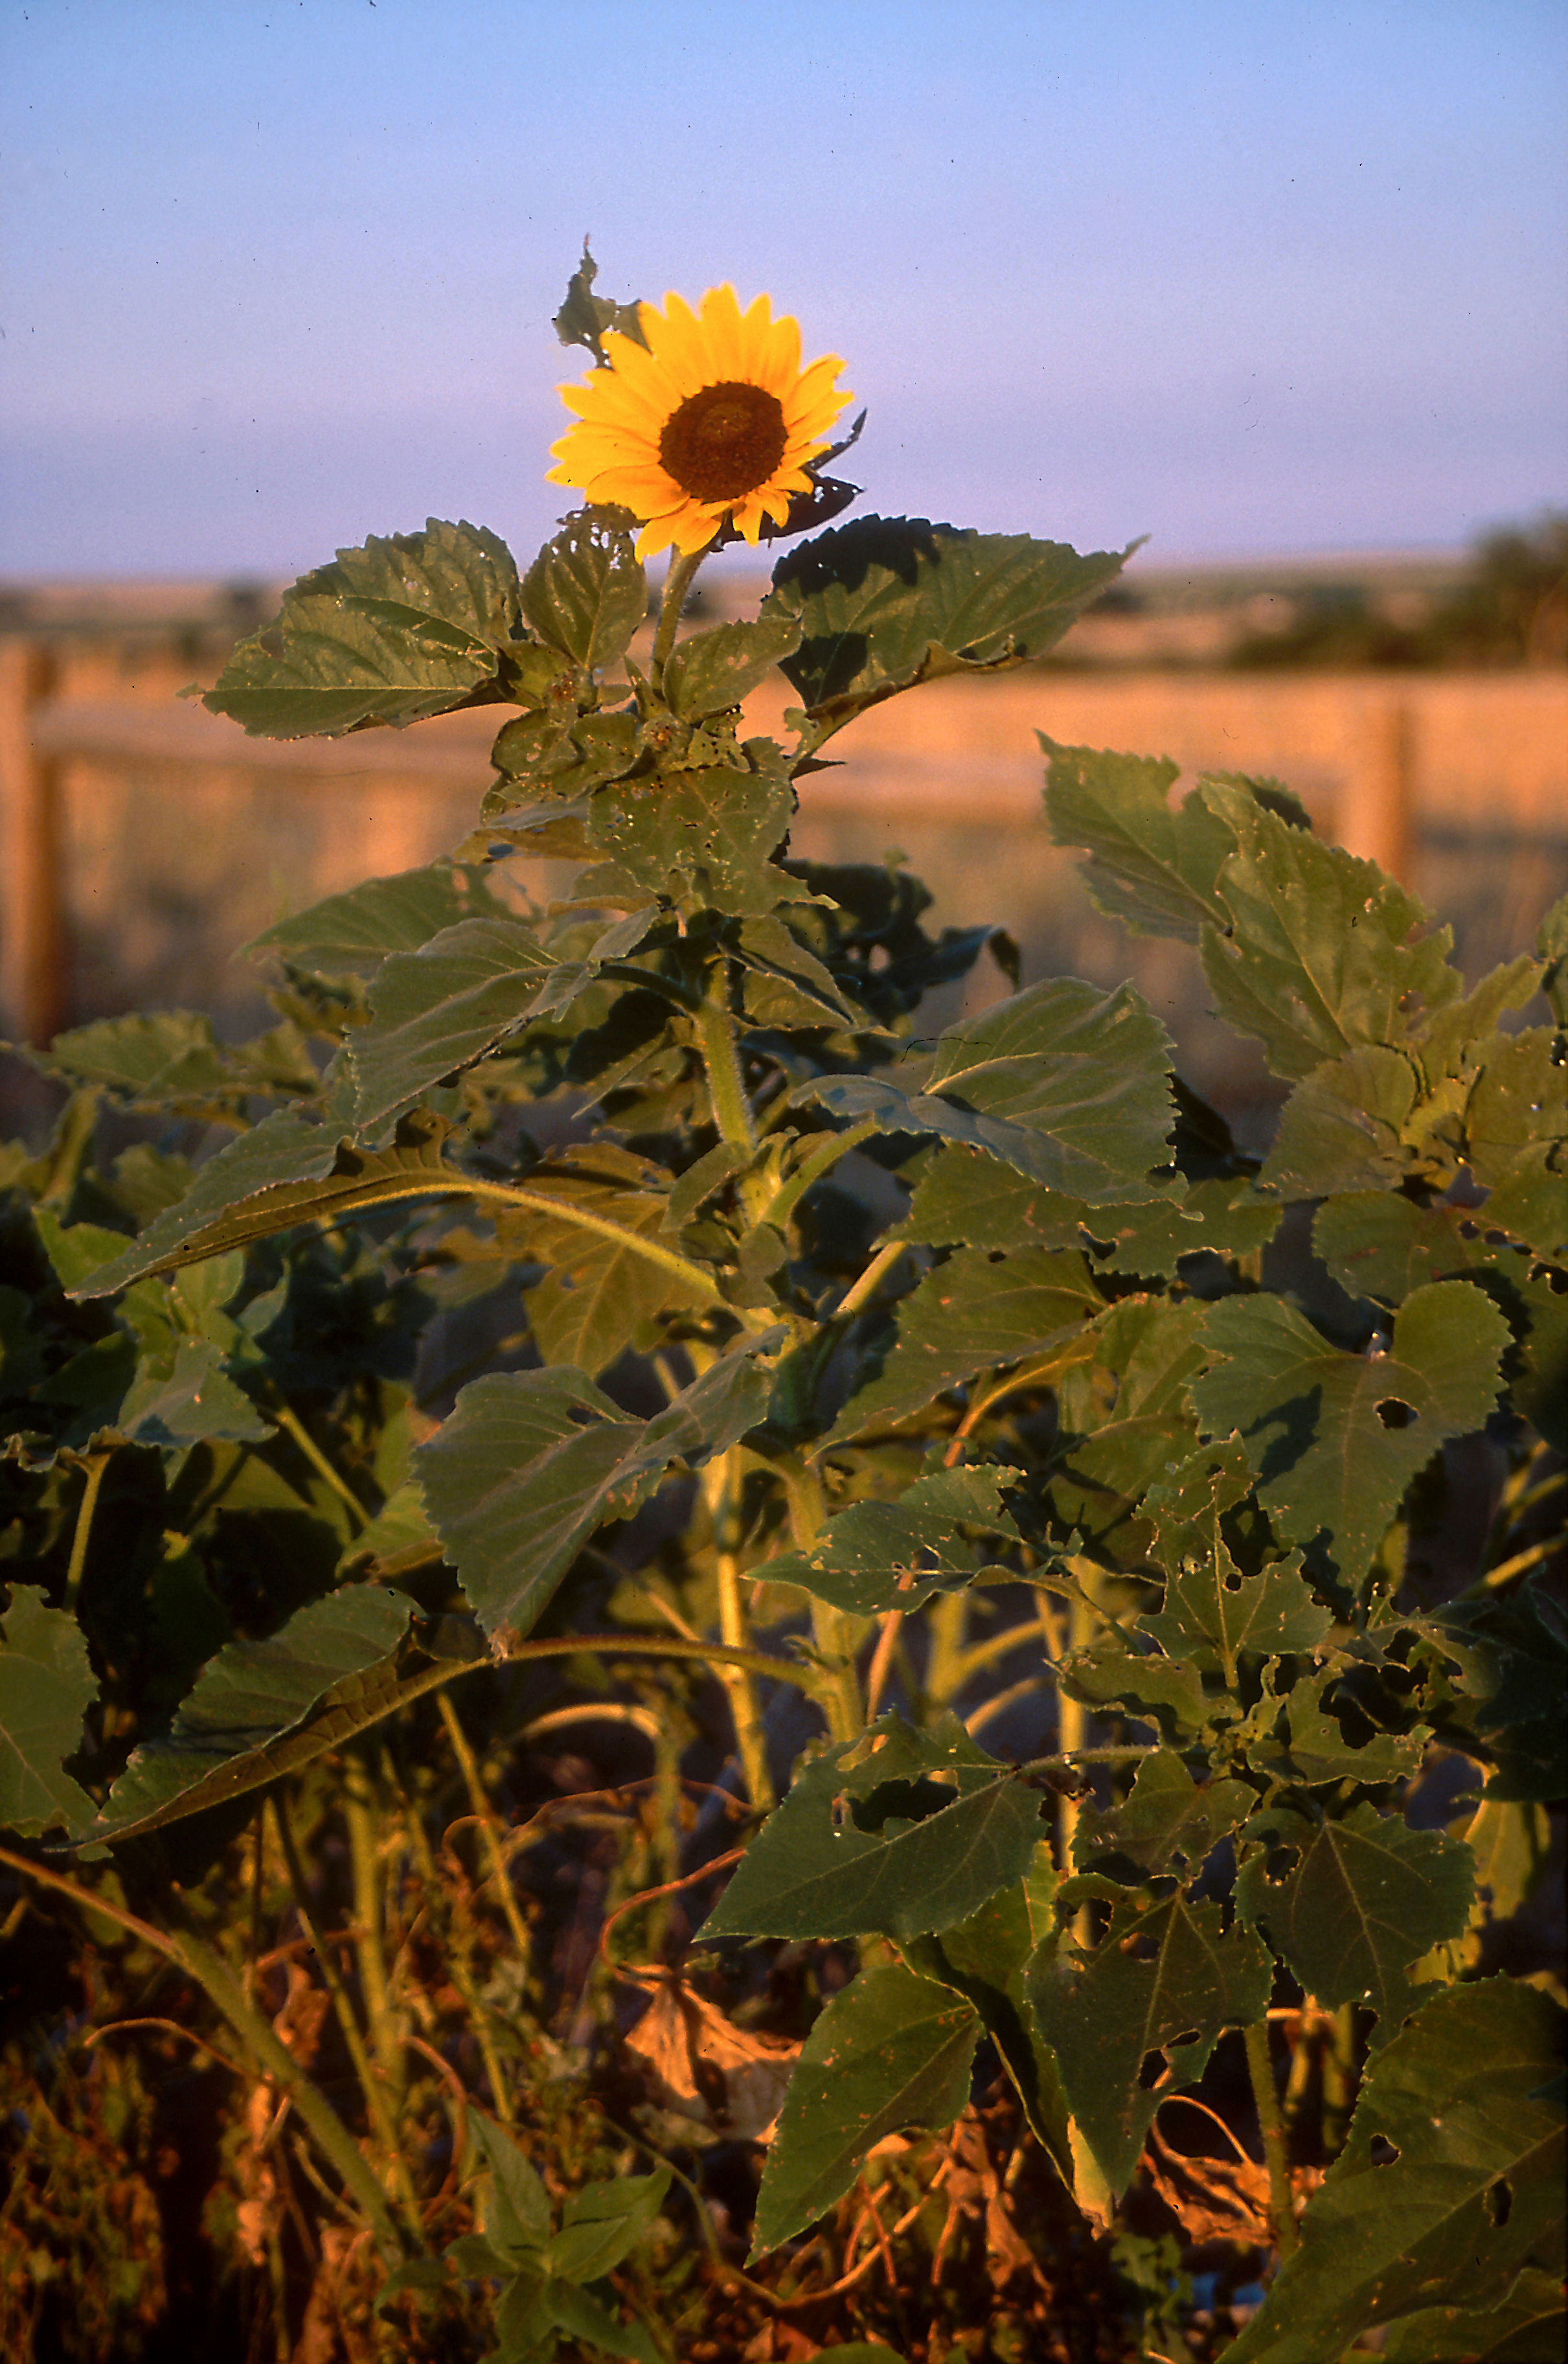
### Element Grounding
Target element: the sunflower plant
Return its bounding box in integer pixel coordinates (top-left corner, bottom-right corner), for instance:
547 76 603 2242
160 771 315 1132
1 248 1563 2363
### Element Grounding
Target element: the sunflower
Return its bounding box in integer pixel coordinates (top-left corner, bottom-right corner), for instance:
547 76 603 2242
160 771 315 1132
546 284 854 561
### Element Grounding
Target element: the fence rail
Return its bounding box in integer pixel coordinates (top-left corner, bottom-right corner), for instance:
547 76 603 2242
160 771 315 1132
3 641 1565 1048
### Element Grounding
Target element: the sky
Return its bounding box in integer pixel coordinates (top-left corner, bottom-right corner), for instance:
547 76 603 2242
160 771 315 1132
2 0 1565 582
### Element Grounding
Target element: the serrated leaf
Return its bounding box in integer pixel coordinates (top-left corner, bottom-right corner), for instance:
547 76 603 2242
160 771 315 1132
29 1012 238 1103
761 1465 1022 1615
751 1966 979 2253
898 1147 1279 1277
203 520 523 737
1235 1800 1473 2032
1027 1887 1273 2196
509 1164 709 1375
735 912 865 1030
1072 1751 1256 1880
1415 1588 1568 1802
416 1339 775 1645
1380 2267 1567 2363
580 753 796 915
1198 783 1462 1081
67 1110 462 1299
1142 1547 1333 1684
521 509 644 671
115 1335 271 1447
87 1586 435 1842
1042 741 1236 941
1058 1636 1210 1740
249 860 509 978
1253 1665 1429 1789
1192 1282 1510 1590
828 1248 1102 1442
767 517 1132 737
0 1585 98 1839
350 915 587 1128
701 1712 1043 1944
1261 1044 1436 1197
663 610 804 720
1221 1980 1565 2363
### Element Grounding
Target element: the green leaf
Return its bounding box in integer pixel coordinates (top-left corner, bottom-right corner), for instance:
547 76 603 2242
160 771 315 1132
540 2277 661 2364
1539 889 1568 1026
0 1585 98 1839
87 1585 442 1842
417 1338 776 1646
1042 742 1236 941
202 520 523 738
903 1863 1074 2176
580 751 796 915
548 2168 671 2282
1192 1282 1510 1590
249 860 510 979
799 975 1174 1204
701 1712 1043 1944
1071 1751 1256 1881
751 1966 979 2253
1380 2268 1567 2363
899 1147 1279 1277
1415 1588 1568 1802
68 1110 463 1300
1221 1980 1565 2364
521 509 644 671
1235 1800 1474 2033
508 1156 709 1376
828 1247 1102 1442
466 2109 553 2258
761 1465 1022 1615
552 246 648 365
115 1336 271 1447
1027 1887 1273 2196
767 517 1132 738
663 611 804 720
735 912 867 1031
348 913 636 1129
1198 783 1461 1081
1261 1044 1435 1197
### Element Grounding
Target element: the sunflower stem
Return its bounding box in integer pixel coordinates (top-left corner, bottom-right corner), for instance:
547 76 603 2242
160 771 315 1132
651 544 710 692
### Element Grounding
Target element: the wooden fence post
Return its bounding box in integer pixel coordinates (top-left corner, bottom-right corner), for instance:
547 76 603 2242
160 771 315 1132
0 639 70 1045
1337 697 1415 882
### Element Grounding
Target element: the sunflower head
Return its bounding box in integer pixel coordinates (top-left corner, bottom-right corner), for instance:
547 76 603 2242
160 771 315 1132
546 284 854 561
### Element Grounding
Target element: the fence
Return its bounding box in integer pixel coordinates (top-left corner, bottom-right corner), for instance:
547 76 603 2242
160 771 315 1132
2 641 1564 1140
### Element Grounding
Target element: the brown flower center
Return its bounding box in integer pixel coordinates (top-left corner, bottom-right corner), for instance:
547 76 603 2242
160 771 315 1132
659 381 789 504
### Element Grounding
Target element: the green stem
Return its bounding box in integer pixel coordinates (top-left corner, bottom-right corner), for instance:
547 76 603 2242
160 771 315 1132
271 1406 369 1532
705 1448 775 1809
759 1117 881 1235
273 1794 424 2238
1244 2017 1299 2263
0 1841 407 2264
696 958 759 1162
342 1749 403 2113
780 1458 864 1743
1321 2000 1358 2157
650 545 710 692
62 1450 111 1616
834 1238 907 1320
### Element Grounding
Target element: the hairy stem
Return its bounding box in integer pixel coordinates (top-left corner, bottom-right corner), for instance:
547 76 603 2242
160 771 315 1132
650 544 710 691
696 958 759 1164
759 1117 881 1236
1244 2016 1299 2262
705 1448 775 1809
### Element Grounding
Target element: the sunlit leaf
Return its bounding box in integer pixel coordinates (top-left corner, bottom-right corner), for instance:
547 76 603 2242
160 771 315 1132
761 1464 1022 1615
521 509 644 671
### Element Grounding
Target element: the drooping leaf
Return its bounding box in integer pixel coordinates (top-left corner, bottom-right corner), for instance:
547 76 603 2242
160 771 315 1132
248 860 510 979
663 611 804 720
828 1248 1103 1441
1198 783 1462 1081
87 1586 455 1842
521 509 644 671
1071 1751 1257 1881
1235 1800 1474 2034
1042 742 1236 941
1221 1980 1565 2364
1027 1887 1273 2196
761 1465 1022 1616
701 1712 1043 1944
0 1585 98 1839
66 1110 467 1300
202 519 524 738
751 1966 979 2253
417 1338 777 1645
767 517 1132 738
1192 1282 1510 1591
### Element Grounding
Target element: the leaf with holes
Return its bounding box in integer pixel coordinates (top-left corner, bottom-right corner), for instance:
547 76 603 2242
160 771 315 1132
580 752 797 915
663 611 804 719
1221 1979 1565 2363
761 1465 1023 1616
1072 1752 1257 1882
751 1965 980 2254
1027 1887 1273 2196
1192 1282 1510 1592
521 509 644 671
701 1712 1043 1944
1235 1801 1474 2036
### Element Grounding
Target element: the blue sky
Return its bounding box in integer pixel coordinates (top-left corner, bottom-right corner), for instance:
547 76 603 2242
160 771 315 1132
2 0 1565 579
